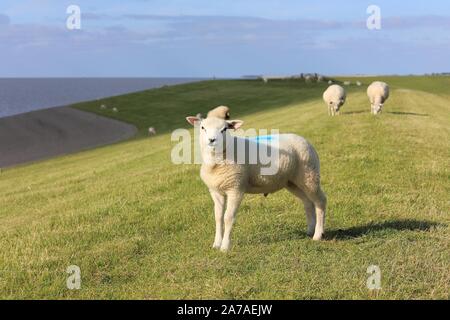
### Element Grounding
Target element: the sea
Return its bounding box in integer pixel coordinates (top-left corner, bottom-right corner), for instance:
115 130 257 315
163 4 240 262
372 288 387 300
0 78 204 118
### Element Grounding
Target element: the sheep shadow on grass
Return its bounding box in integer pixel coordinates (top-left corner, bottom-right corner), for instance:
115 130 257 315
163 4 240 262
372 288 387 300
386 111 429 116
241 219 440 245
325 219 440 240
341 110 367 115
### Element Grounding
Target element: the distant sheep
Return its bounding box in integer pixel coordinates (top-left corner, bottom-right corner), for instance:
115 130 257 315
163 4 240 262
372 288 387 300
323 84 346 116
328 80 333 85
262 77 269 83
367 81 390 115
148 127 156 135
317 75 324 82
207 106 230 120
112 107 118 113
305 75 312 82
100 104 107 110
185 116 327 251
343 81 351 86
356 81 362 86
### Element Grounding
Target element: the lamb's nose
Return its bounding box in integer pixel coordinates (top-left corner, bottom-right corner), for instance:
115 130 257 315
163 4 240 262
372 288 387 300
209 138 216 143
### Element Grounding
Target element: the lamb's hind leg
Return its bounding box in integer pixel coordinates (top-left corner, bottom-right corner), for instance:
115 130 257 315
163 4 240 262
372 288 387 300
305 187 327 241
287 183 316 237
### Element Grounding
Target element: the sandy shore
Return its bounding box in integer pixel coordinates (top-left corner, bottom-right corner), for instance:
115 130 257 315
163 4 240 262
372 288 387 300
0 107 137 168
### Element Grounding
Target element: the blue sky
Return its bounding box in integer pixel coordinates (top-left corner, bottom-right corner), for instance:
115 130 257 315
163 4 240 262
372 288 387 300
1 0 449 77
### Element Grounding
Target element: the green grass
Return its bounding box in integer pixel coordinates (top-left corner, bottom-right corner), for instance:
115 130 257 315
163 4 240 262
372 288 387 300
0 76 449 299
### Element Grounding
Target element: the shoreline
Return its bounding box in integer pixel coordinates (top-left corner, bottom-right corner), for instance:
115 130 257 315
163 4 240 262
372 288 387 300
0 77 207 119
0 106 137 169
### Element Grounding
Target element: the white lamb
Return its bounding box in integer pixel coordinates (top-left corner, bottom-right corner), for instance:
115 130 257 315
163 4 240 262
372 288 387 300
323 84 346 116
186 116 327 251
367 81 389 114
148 127 156 135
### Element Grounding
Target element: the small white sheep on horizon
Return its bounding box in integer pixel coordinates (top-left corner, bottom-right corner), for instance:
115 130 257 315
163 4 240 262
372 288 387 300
323 84 346 116
112 107 118 113
328 80 333 85
185 116 327 251
356 81 362 86
148 127 156 135
343 81 351 86
100 104 107 110
367 81 390 115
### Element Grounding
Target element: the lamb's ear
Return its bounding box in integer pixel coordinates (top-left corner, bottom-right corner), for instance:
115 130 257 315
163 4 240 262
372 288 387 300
227 120 244 130
186 116 200 126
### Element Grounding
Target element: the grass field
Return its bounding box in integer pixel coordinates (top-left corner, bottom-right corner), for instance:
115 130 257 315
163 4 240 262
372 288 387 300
0 76 449 299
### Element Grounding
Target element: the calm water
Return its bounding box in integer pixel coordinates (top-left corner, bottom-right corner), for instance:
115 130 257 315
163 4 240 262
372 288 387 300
0 78 203 118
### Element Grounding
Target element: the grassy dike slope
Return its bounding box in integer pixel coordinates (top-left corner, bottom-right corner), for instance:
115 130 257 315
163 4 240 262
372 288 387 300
0 77 449 299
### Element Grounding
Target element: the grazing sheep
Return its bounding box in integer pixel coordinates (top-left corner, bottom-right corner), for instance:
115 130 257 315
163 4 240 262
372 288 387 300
262 77 268 83
323 84 346 116
367 81 390 115
343 81 351 86
148 127 156 135
356 81 362 86
305 75 312 82
100 104 107 110
207 106 230 120
328 80 333 85
112 107 118 113
185 116 327 251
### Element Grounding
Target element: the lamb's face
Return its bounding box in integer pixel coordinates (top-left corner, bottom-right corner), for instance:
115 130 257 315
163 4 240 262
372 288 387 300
200 117 229 151
186 115 243 153
330 99 344 112
372 103 383 114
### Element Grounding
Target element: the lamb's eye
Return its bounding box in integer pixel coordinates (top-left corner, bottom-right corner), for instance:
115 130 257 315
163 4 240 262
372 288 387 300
201 126 205 130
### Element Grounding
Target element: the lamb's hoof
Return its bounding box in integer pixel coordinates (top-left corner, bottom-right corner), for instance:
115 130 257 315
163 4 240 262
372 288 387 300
212 242 222 249
220 242 231 252
312 233 323 241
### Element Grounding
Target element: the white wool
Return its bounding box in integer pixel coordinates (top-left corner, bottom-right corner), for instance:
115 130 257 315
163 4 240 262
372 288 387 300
323 84 346 116
186 116 327 251
367 81 390 115
148 127 156 135
207 106 230 120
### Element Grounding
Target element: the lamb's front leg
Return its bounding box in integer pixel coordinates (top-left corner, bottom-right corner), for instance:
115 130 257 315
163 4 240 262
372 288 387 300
210 190 225 249
220 191 244 252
